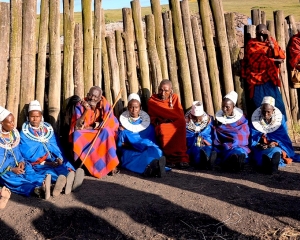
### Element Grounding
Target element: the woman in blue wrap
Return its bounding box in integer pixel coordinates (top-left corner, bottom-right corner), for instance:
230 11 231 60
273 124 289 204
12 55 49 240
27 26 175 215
19 100 84 196
249 96 297 174
185 101 217 170
117 93 166 177
0 106 51 199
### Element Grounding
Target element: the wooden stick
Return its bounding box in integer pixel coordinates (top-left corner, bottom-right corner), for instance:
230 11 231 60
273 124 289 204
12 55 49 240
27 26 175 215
79 88 123 168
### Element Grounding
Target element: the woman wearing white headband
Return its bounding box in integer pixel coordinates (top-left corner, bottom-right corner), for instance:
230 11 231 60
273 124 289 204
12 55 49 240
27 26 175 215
249 96 299 174
0 106 51 199
19 100 84 196
117 93 166 177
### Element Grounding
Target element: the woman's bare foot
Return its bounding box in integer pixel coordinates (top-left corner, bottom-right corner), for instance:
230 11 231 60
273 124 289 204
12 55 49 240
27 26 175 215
0 186 11 209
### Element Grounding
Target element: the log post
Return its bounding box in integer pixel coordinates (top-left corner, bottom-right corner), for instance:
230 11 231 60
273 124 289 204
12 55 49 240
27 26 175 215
63 0 75 104
251 9 261 26
145 14 162 94
48 0 61 132
210 0 234 94
19 0 37 128
225 12 245 111
169 0 193 109
7 0 22 123
180 0 202 102
261 11 266 25
150 0 169 79
286 15 298 36
162 11 181 100
274 10 291 124
106 36 122 117
82 0 93 95
197 0 221 112
191 17 214 116
0 3 10 107
74 23 84 98
131 0 151 103
115 30 128 107
266 20 276 38
122 8 139 94
36 0 49 110
93 0 102 87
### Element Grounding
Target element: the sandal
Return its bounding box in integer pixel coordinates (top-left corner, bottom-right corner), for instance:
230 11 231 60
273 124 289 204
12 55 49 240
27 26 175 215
179 162 190 169
53 175 67 197
72 168 85 192
65 171 75 195
0 186 11 209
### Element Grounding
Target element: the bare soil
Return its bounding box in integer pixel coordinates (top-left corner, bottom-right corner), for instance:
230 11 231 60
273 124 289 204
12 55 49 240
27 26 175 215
1 147 300 240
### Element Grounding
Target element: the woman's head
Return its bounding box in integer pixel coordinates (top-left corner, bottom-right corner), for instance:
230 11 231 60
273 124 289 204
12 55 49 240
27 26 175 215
260 96 275 122
222 91 238 116
190 101 204 123
0 106 14 132
127 93 141 118
28 100 43 128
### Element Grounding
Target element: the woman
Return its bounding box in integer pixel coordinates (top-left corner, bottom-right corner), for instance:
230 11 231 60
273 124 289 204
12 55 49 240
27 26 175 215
185 101 217 170
117 93 166 177
0 106 51 199
214 91 250 172
250 96 297 174
19 100 84 196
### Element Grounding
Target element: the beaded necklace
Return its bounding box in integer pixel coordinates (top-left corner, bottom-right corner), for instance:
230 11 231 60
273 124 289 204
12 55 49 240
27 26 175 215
186 113 209 132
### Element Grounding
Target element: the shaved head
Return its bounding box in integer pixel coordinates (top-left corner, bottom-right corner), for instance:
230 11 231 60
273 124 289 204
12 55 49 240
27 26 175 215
256 24 267 32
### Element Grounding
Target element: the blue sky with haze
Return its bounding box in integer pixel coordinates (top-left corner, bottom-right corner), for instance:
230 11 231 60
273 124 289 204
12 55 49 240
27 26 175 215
0 0 169 12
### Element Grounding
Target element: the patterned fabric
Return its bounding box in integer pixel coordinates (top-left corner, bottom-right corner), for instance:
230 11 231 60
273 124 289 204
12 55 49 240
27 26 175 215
69 96 119 178
148 93 189 164
117 119 162 174
241 37 285 98
249 115 294 166
214 115 250 154
19 122 74 182
288 32 300 70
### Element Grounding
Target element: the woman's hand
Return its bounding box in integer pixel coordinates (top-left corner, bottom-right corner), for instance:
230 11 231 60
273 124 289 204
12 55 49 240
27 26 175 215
11 167 25 175
18 162 25 170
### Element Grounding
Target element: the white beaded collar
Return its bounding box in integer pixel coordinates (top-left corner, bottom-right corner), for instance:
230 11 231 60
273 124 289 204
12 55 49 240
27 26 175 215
119 110 150 133
22 121 54 143
216 107 243 124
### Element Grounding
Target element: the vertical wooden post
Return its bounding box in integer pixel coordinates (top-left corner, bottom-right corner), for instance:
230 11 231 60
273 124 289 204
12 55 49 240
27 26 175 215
225 13 246 111
115 30 128 107
251 9 261 26
93 0 102 87
63 0 75 103
36 0 49 110
169 0 193 109
0 3 10 107
286 15 298 35
122 8 139 94
162 11 181 100
150 0 169 80
82 0 93 95
74 23 84 98
267 20 276 38
19 0 37 128
145 14 163 94
191 17 214 116
180 0 202 102
131 0 151 103
261 11 266 25
7 0 22 123
48 0 61 132
106 36 122 117
197 0 221 112
210 0 234 94
274 10 291 124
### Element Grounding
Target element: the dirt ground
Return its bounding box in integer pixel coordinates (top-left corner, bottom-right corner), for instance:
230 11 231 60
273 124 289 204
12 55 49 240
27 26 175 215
1 148 300 240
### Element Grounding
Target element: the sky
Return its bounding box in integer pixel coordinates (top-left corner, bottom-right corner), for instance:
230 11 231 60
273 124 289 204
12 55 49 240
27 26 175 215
0 0 169 11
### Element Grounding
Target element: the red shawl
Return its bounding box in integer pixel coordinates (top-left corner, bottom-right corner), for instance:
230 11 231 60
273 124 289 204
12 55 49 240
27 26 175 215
288 32 300 70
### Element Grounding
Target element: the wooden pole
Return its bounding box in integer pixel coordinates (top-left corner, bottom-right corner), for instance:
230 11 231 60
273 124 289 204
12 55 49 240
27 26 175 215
210 0 234 94
191 17 214 116
274 10 291 124
286 15 298 35
36 0 49 110
48 0 61 132
150 0 169 80
169 0 193 109
82 0 93 95
131 0 151 103
0 3 10 107
106 36 122 118
145 14 163 94
162 11 181 100
180 0 202 102
115 30 128 107
251 9 261 26
261 11 266 25
7 0 22 123
225 12 246 111
266 20 276 38
122 8 139 94
197 0 221 112
74 23 84 97
19 0 37 128
63 0 75 103
93 0 102 87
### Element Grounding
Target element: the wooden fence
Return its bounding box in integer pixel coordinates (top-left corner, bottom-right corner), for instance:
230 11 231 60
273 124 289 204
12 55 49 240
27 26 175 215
0 0 299 134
